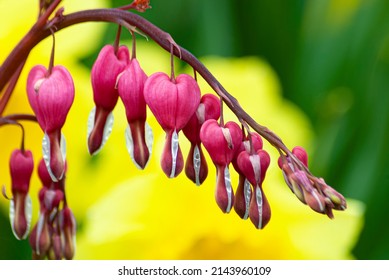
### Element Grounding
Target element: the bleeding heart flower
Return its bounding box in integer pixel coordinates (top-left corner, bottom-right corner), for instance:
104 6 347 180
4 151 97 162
232 132 263 220
237 149 271 229
88 44 130 155
200 119 242 213
144 72 201 178
27 64 74 182
8 149 34 240
183 93 220 185
117 58 153 169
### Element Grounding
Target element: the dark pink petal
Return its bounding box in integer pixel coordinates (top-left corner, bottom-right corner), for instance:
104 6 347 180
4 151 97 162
144 72 200 131
91 45 129 110
200 119 242 166
118 58 148 122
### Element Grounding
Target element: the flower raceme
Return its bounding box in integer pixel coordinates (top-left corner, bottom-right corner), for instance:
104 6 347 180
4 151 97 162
278 146 347 218
28 159 76 260
1 1 349 259
27 65 74 182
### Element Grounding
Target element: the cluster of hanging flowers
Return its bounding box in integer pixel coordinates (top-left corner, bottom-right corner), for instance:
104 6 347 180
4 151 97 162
0 0 347 259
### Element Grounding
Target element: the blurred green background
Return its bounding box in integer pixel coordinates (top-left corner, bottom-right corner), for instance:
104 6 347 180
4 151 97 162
1 0 388 259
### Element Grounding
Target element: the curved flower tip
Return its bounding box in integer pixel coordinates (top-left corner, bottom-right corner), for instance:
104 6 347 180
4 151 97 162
42 130 67 182
59 206 77 260
144 72 201 177
9 149 34 240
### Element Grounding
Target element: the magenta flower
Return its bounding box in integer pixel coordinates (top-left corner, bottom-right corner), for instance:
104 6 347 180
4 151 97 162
117 58 152 169
27 65 74 182
8 149 34 240
200 119 242 213
88 44 130 155
236 149 271 229
232 132 263 220
144 72 201 178
183 93 220 185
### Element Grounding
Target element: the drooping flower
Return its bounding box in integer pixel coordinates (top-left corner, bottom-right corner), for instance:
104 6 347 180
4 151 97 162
144 72 201 178
117 57 152 169
236 149 271 229
27 65 74 182
183 93 220 185
200 119 242 213
88 44 130 155
232 132 263 220
8 149 34 240
58 206 77 260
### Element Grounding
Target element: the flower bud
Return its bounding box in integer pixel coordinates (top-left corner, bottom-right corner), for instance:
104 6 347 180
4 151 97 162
118 58 152 169
289 170 326 214
183 94 220 185
59 206 77 260
88 45 130 155
29 214 51 258
200 119 242 213
9 149 34 240
144 72 201 178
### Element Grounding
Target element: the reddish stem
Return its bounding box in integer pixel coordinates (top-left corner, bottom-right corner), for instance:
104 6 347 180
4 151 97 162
0 8 289 158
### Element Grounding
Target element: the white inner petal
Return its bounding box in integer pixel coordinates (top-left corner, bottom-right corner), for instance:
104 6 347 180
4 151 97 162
195 103 205 124
221 127 233 149
243 178 251 220
169 129 179 178
125 122 154 170
42 133 56 182
193 144 201 186
224 166 233 213
255 185 264 229
249 154 261 184
42 133 67 182
24 195 32 240
87 107 114 155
